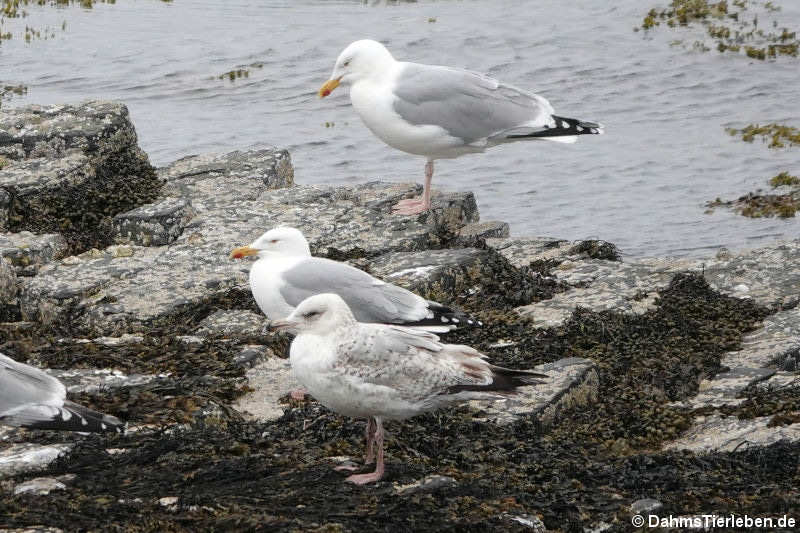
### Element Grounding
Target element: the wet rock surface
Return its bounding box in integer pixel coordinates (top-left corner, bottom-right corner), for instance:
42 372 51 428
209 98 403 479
0 102 161 252
0 231 68 276
1 117 798 531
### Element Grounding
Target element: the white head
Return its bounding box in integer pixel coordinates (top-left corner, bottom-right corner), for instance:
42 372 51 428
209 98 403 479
318 39 396 97
273 293 356 334
230 226 311 260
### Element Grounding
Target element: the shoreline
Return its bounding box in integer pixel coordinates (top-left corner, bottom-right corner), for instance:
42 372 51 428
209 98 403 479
1 101 798 531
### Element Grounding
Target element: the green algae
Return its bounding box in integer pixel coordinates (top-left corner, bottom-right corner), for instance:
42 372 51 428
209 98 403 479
639 0 800 60
727 123 800 148
707 190 799 218
0 156 7 169
0 84 27 109
769 171 800 188
708 125 800 218
217 63 264 82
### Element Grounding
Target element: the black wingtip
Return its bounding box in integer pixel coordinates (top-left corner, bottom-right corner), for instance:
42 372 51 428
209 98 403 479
25 403 126 434
446 367 548 395
507 115 604 139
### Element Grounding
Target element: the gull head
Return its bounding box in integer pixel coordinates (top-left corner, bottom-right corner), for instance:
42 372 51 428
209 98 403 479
230 226 311 260
318 39 395 98
272 293 356 334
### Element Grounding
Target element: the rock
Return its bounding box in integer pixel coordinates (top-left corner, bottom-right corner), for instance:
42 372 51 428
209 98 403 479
112 197 194 246
0 526 64 533
21 150 479 337
501 514 547 532
158 496 180 510
13 476 71 496
0 256 15 304
47 366 161 394
0 101 161 251
515 258 678 328
690 240 800 308
0 231 68 276
0 443 72 479
630 498 663 514
394 474 457 495
487 236 577 268
671 306 799 411
665 414 800 453
369 247 510 297
159 149 294 209
677 368 776 409
469 357 598 426
458 220 509 240
233 344 274 368
234 353 300 422
195 310 266 339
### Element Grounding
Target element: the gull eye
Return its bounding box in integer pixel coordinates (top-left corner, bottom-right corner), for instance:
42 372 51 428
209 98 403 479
303 310 320 319
269 239 278 244
343 60 350 67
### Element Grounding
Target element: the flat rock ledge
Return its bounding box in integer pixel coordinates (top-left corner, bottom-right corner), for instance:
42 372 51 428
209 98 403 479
17 149 486 338
666 305 800 452
0 101 161 251
0 110 798 522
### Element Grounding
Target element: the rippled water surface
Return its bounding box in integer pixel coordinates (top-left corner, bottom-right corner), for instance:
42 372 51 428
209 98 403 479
3 0 799 257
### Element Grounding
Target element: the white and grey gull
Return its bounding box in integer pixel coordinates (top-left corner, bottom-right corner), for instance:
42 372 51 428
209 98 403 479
272 293 547 484
0 352 125 433
318 39 603 214
230 226 479 330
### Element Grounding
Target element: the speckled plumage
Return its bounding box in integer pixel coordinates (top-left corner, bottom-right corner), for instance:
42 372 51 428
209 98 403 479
278 293 546 484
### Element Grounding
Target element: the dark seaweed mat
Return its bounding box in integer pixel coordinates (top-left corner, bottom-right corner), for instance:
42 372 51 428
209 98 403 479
2 274 798 532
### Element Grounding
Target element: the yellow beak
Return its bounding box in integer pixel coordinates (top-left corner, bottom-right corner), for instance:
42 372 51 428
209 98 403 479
318 78 341 98
230 245 258 259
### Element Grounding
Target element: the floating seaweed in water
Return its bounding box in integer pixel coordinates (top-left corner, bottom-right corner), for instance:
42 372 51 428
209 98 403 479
727 123 800 148
638 0 800 60
217 63 264 82
708 124 800 218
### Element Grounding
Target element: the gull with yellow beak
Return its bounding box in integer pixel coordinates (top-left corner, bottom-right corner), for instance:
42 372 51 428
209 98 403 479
230 226 479 329
318 39 603 215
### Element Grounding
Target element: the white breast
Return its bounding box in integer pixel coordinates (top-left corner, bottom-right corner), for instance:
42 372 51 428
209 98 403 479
248 256 304 320
349 71 466 159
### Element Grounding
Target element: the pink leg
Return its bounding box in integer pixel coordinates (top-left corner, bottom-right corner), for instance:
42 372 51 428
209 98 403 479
393 160 434 215
346 417 386 484
334 417 376 472
364 417 377 464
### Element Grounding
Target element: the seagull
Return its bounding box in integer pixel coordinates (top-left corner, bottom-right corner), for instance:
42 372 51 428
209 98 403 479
272 293 547 484
0 352 125 433
230 226 479 330
318 39 603 215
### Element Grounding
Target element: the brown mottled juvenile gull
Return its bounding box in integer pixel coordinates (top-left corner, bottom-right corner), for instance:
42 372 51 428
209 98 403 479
0 352 125 433
272 293 547 484
231 226 479 330
318 39 603 214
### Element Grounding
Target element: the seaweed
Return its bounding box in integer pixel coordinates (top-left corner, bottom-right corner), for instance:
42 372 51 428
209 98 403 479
639 0 800 60
2 271 796 532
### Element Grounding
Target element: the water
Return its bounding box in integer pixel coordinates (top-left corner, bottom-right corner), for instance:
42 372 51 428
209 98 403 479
2 0 799 258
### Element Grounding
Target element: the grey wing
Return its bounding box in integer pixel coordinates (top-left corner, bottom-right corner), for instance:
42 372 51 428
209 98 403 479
0 353 124 432
279 258 430 324
392 62 555 144
333 325 487 400
0 353 65 416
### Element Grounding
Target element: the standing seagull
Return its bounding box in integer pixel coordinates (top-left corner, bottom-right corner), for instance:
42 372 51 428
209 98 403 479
0 353 125 433
231 226 479 329
318 39 603 215
273 293 547 484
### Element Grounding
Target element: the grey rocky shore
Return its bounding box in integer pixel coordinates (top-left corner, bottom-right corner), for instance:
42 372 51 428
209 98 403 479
1 102 798 531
